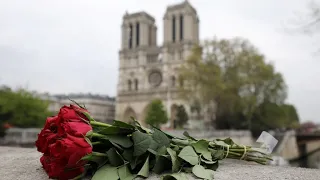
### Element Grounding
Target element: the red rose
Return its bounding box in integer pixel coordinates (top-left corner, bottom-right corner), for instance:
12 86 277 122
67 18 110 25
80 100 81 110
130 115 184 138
36 116 60 154
40 155 84 180
44 134 92 180
37 104 94 179
44 116 60 130
58 121 92 137
58 105 89 123
57 105 92 137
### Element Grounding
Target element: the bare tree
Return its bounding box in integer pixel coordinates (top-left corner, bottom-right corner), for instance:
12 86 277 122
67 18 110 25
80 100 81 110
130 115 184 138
284 1 320 54
286 1 320 34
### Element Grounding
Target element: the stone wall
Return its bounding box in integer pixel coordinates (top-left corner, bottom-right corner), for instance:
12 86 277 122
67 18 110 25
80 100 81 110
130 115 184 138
0 128 253 146
274 131 300 159
0 128 40 146
306 141 320 168
1 146 320 180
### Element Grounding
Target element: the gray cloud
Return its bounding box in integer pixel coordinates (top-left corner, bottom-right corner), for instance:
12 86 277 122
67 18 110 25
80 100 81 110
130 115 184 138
0 0 319 122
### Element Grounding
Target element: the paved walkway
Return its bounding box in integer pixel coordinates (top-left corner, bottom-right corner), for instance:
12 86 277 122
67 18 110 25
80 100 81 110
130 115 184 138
0 146 320 180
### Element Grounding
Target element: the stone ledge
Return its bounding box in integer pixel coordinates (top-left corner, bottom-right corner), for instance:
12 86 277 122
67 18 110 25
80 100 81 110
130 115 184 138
0 146 319 180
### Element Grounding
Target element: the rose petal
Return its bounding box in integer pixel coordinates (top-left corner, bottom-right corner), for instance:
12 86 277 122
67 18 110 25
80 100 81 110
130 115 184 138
58 121 92 137
58 105 89 123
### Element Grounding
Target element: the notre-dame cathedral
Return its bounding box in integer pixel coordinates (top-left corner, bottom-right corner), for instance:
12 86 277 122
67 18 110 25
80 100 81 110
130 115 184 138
115 1 200 128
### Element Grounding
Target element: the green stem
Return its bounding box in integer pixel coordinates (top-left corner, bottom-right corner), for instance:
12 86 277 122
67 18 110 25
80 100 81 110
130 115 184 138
226 151 242 157
248 148 269 155
92 133 106 138
228 149 247 153
170 143 183 149
91 152 108 157
171 139 190 146
226 155 267 165
92 141 102 145
90 121 112 128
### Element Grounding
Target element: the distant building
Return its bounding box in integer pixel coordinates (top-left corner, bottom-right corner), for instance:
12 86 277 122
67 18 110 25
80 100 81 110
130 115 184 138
40 93 116 124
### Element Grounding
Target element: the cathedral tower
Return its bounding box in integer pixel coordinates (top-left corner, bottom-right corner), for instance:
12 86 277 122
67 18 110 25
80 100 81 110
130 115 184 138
116 1 200 128
162 0 199 64
121 11 157 50
163 0 199 46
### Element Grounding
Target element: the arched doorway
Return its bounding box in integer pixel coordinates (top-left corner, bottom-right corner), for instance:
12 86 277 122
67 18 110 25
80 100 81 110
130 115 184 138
123 107 137 123
170 104 178 129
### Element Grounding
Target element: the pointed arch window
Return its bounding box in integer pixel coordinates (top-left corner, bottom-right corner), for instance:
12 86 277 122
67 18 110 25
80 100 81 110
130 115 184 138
179 14 184 41
148 25 152 46
134 79 139 90
136 22 140 47
129 24 133 49
172 15 176 42
128 80 132 91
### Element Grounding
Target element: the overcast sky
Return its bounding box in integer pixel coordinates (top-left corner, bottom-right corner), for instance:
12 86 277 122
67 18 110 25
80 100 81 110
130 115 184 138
0 0 319 122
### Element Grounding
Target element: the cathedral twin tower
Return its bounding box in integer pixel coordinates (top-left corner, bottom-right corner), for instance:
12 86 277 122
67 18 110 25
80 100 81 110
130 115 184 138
116 1 199 128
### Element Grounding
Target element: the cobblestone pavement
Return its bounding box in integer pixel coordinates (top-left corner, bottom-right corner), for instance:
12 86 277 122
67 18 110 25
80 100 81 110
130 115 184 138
1 146 320 180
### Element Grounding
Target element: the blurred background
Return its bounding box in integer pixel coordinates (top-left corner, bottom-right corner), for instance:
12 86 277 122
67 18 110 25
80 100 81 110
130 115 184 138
1 0 320 169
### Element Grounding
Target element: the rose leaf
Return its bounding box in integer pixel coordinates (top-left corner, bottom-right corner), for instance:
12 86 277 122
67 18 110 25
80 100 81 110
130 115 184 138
137 156 149 178
192 140 212 161
153 155 172 174
152 128 171 148
178 146 199 165
91 165 119 180
117 165 135 180
132 131 152 156
167 148 181 172
107 148 124 166
192 164 214 180
104 135 133 148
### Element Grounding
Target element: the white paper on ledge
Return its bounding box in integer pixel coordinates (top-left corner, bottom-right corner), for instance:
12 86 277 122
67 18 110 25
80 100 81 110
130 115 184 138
256 131 278 154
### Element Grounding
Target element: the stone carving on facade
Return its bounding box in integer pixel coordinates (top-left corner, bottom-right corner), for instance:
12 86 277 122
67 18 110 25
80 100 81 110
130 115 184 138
148 70 162 87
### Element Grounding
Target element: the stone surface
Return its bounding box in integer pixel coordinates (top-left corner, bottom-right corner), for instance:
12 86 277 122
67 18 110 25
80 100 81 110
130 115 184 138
1 146 320 180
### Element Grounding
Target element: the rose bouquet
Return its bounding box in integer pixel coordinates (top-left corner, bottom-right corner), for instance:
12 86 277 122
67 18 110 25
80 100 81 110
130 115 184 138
36 104 273 180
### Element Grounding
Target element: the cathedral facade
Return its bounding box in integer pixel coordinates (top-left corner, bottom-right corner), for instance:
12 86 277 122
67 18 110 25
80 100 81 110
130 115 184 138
115 1 200 128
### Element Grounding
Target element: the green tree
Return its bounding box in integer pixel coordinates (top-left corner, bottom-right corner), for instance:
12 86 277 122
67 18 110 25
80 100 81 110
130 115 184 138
253 102 287 129
0 88 52 128
282 104 300 124
251 102 300 136
175 105 189 128
179 37 289 130
145 99 168 128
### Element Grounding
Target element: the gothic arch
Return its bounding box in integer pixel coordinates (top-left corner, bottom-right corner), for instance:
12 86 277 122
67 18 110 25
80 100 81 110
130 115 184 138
128 23 133 49
128 79 132 91
179 14 184 41
172 15 176 42
136 22 140 46
134 79 138 90
123 107 137 123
